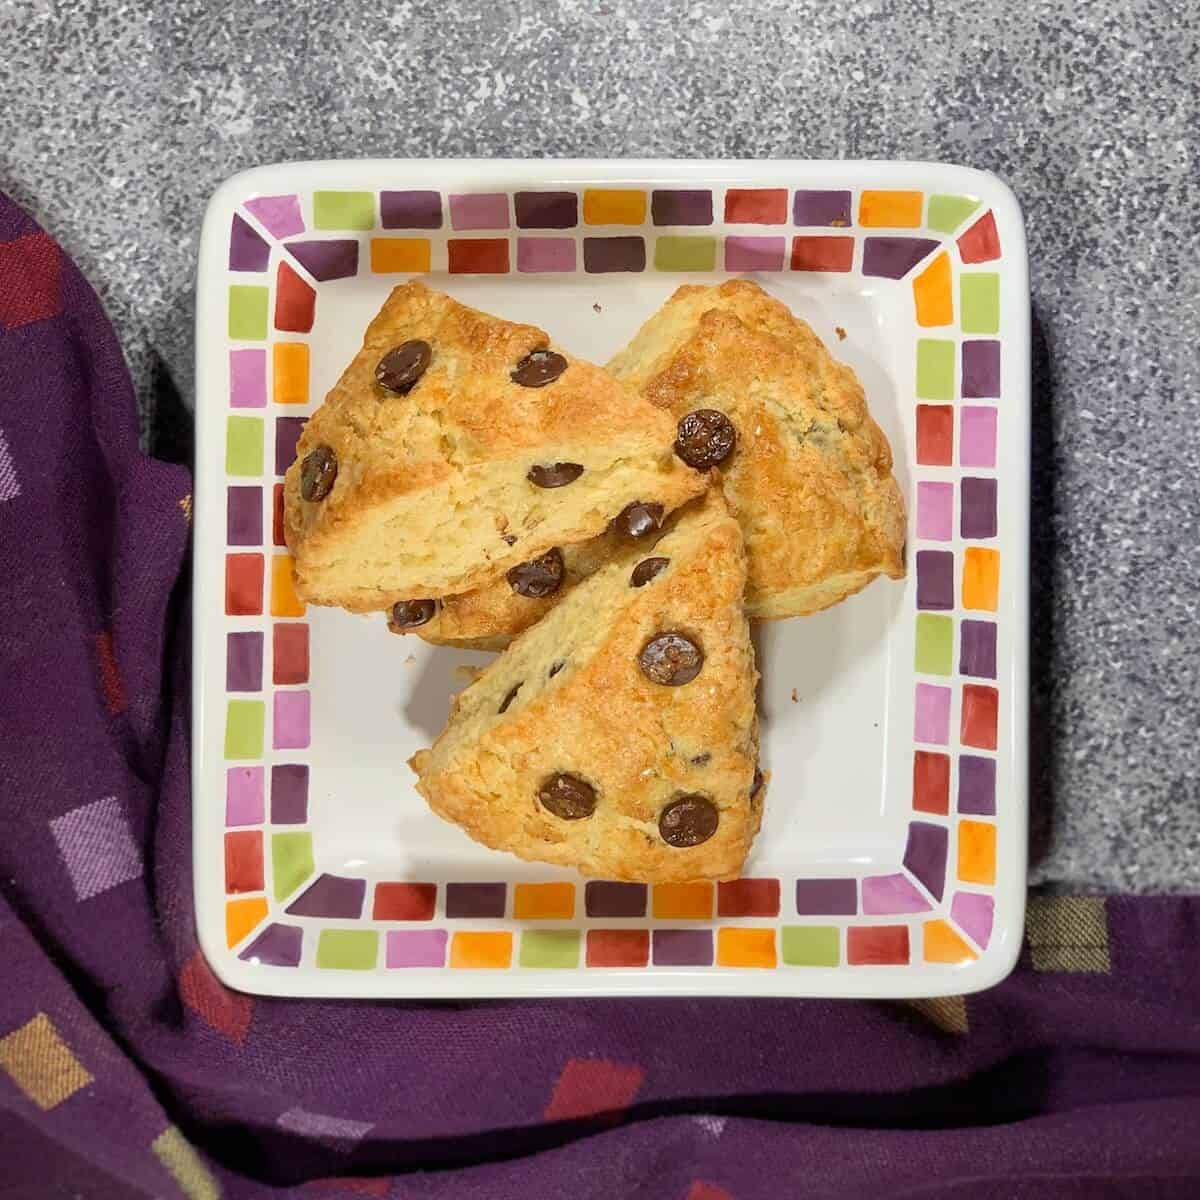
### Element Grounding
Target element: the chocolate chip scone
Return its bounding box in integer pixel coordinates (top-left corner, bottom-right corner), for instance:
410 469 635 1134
607 278 906 619
409 490 763 882
284 281 705 612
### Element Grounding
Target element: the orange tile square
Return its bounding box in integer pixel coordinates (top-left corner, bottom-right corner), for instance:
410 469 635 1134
652 881 713 920
513 882 576 920
716 927 777 968
958 820 997 885
923 918 977 964
450 931 513 968
270 554 305 617
913 251 953 327
272 342 309 405
583 189 647 225
859 189 923 227
962 547 1000 611
370 237 432 273
225 896 268 947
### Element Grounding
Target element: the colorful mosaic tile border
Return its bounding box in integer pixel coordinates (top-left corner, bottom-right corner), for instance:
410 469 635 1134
214 176 1008 978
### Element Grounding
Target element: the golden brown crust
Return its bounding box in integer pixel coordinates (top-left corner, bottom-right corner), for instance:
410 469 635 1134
409 491 761 882
283 281 705 611
607 279 906 618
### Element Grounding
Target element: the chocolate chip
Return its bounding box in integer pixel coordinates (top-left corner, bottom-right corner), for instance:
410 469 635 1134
659 795 719 847
675 409 736 470
300 446 337 501
691 752 711 766
613 501 664 538
506 548 564 598
498 682 523 714
548 660 565 677
751 767 765 800
391 599 436 628
630 556 669 588
511 349 568 388
639 632 703 686
527 462 584 488
375 339 432 394
501 533 518 546
538 773 597 820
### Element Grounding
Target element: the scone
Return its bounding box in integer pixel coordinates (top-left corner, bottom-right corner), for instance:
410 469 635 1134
283 281 706 611
607 279 906 618
403 498 688 652
409 491 763 882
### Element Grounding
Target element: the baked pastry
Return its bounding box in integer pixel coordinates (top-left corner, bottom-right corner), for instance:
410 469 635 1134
404 498 687 652
283 282 706 611
409 491 763 882
607 279 906 618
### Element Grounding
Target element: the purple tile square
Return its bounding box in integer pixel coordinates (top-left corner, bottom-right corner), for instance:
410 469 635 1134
449 193 509 230
514 191 578 229
286 873 366 918
651 189 713 226
960 620 998 679
916 550 955 610
285 239 359 281
226 766 265 826
516 237 576 273
226 486 262 546
583 236 645 273
861 873 931 915
724 236 786 272
652 929 713 966
273 691 310 750
446 882 506 918
960 406 998 467
862 236 940 280
914 683 952 745
239 922 303 967
229 214 270 272
275 417 306 477
793 190 852 226
230 349 267 408
961 477 998 539
225 631 263 692
962 340 1001 397
903 820 949 901
585 881 647 918
270 764 309 824
50 795 142 901
958 755 997 815
916 481 954 542
245 195 305 240
387 929 448 967
795 878 857 915
380 190 443 230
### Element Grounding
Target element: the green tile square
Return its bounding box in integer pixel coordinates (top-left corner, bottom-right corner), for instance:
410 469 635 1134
228 286 268 339
654 236 717 272
316 929 379 970
781 926 840 967
313 191 375 231
271 832 314 901
224 700 264 759
927 194 981 234
960 273 1000 334
519 930 581 968
916 339 955 400
915 614 954 675
225 416 263 477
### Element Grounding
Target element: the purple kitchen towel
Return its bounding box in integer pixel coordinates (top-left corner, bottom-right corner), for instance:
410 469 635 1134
1 190 1199 1200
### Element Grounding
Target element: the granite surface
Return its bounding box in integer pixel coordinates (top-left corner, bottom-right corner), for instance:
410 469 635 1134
1 0 1197 891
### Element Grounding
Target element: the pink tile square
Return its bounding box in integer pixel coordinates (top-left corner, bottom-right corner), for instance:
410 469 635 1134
960 406 998 467
449 193 509 230
516 237 576 273
914 683 952 745
273 691 310 750
386 930 448 967
244 194 305 239
724 236 786 271
230 349 267 408
225 766 265 826
916 481 954 541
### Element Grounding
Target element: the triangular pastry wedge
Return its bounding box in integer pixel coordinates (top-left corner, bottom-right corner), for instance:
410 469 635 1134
409 491 762 882
284 281 705 611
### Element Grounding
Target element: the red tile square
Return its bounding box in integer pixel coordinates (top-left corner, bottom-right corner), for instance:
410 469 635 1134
912 750 950 814
790 235 854 272
717 878 781 917
224 831 264 894
586 930 650 967
225 554 264 615
0 233 61 329
958 211 1001 264
373 882 437 921
724 188 787 224
847 925 910 965
961 684 999 749
448 238 509 274
273 623 309 685
916 405 954 465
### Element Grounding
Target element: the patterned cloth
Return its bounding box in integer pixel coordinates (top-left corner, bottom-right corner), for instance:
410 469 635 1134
1 192 1198 1200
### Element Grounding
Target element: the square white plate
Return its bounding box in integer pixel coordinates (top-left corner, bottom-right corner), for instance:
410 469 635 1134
193 159 1028 998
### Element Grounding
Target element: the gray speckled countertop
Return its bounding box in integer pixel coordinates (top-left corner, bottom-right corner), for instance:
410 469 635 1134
2 0 1197 891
